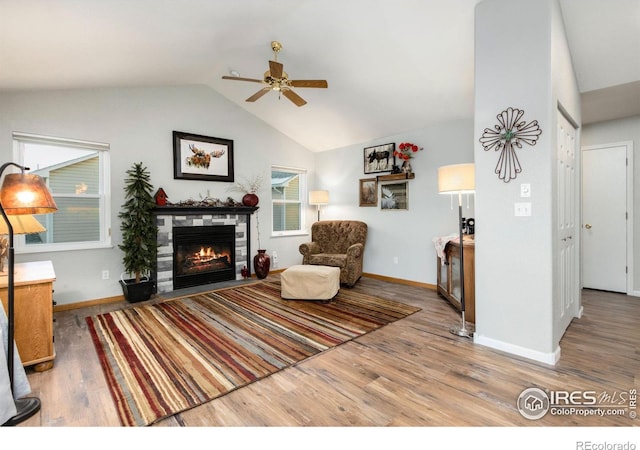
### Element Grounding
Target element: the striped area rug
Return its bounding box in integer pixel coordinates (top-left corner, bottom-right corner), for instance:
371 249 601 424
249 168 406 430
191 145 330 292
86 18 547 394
86 280 420 426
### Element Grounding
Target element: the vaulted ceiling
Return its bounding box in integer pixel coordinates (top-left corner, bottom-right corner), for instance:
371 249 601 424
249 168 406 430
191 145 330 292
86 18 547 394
1 0 638 152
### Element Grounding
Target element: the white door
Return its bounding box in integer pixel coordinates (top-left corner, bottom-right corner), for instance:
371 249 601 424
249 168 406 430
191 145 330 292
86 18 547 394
556 111 579 336
582 144 627 293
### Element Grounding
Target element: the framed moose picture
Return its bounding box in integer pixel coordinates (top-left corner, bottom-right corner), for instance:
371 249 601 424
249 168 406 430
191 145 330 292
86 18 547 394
173 131 234 182
364 143 395 174
380 181 408 210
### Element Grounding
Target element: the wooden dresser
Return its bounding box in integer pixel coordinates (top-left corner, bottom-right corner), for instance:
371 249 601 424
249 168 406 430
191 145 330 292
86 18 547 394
0 260 56 371
436 238 475 323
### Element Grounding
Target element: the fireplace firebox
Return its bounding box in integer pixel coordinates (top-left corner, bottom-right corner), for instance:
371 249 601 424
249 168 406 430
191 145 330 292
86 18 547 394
173 225 235 289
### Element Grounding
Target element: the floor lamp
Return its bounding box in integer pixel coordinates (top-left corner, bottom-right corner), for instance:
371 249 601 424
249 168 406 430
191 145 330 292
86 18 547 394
437 163 475 338
309 190 329 221
0 162 57 426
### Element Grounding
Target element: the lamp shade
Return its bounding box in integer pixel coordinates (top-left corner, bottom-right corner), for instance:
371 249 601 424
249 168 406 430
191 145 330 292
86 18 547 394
438 163 475 194
0 215 46 235
309 190 329 205
0 173 58 215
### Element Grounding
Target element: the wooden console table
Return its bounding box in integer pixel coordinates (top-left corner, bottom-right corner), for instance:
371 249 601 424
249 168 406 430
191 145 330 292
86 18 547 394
0 260 56 371
436 238 475 324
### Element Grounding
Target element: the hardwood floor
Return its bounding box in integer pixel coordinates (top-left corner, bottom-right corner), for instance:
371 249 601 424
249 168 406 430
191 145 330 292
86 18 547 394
17 275 638 428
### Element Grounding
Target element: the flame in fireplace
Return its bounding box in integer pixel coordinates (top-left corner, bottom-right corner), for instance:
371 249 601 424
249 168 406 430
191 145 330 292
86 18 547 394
193 247 225 263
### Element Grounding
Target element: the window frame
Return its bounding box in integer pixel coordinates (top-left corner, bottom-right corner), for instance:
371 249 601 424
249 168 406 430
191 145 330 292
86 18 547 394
12 132 112 253
270 165 308 237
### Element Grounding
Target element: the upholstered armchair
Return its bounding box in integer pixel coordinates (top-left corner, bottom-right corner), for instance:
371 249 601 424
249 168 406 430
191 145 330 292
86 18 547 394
299 220 368 287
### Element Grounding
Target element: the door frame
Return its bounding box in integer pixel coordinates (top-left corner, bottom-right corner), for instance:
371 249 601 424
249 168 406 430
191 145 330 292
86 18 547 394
556 108 580 339
581 141 635 296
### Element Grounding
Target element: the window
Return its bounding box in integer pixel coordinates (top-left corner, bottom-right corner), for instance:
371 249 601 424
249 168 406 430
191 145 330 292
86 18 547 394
12 132 111 252
271 166 307 235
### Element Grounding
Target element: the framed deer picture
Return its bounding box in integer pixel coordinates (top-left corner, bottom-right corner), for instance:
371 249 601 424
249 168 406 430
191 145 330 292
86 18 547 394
364 143 395 174
359 178 377 207
380 181 408 210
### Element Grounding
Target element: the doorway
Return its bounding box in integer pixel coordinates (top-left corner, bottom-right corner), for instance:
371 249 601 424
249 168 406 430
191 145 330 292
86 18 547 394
581 142 633 294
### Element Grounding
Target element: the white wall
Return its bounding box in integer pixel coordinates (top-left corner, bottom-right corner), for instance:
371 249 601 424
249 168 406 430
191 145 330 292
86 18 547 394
0 84 475 306
314 118 475 284
0 85 315 305
473 0 580 364
582 115 640 292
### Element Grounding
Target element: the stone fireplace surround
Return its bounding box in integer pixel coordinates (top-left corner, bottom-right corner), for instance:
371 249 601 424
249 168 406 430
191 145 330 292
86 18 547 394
153 206 258 294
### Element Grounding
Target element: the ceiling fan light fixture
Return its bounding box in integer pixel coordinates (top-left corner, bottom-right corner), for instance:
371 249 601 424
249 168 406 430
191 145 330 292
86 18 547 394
221 41 327 107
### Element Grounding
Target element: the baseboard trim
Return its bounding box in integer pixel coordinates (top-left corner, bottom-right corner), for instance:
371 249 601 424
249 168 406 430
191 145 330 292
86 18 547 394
53 270 433 312
473 333 561 366
363 272 437 290
54 294 125 312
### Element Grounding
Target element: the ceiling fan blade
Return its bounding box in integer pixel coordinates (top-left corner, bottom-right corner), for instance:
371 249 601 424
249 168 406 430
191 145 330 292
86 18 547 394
246 87 271 102
269 60 283 79
222 76 264 83
282 88 307 107
289 80 328 88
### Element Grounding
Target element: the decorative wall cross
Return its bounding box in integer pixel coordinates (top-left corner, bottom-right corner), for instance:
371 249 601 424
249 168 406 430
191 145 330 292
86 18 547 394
479 107 542 182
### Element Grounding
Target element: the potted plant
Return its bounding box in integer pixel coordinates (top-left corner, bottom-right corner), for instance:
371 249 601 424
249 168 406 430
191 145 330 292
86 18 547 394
118 162 158 302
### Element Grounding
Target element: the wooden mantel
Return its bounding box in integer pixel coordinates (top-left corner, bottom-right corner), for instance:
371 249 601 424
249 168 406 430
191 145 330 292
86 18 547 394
152 205 258 215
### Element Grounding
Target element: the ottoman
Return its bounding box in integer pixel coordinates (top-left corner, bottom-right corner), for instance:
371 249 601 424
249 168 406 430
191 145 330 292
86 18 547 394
281 265 340 301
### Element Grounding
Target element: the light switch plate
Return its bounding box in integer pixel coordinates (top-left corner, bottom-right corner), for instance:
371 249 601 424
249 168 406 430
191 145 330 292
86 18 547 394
520 183 531 197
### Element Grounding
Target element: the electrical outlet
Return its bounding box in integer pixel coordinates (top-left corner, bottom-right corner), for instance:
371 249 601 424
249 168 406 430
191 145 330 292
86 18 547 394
102 270 109 280
272 251 279 268
514 202 532 217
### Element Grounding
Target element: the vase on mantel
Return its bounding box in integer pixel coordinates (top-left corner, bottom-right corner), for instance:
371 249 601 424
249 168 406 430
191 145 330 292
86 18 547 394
253 249 270 279
242 193 259 207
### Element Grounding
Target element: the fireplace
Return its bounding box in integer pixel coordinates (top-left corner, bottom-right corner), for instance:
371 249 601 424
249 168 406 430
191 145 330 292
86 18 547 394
154 205 257 293
173 225 235 289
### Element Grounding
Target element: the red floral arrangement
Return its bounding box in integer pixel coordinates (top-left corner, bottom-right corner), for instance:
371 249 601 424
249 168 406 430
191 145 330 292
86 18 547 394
394 142 423 160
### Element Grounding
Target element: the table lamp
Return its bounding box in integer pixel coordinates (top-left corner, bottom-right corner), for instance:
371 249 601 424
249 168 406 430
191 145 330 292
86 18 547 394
0 215 46 275
309 190 329 221
0 162 57 426
438 163 475 338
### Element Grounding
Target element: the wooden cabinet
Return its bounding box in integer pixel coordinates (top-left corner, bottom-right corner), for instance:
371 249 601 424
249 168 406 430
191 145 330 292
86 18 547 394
0 260 56 371
436 239 475 323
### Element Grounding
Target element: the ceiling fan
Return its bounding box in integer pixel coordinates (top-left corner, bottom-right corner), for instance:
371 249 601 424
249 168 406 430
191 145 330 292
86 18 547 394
222 41 328 107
